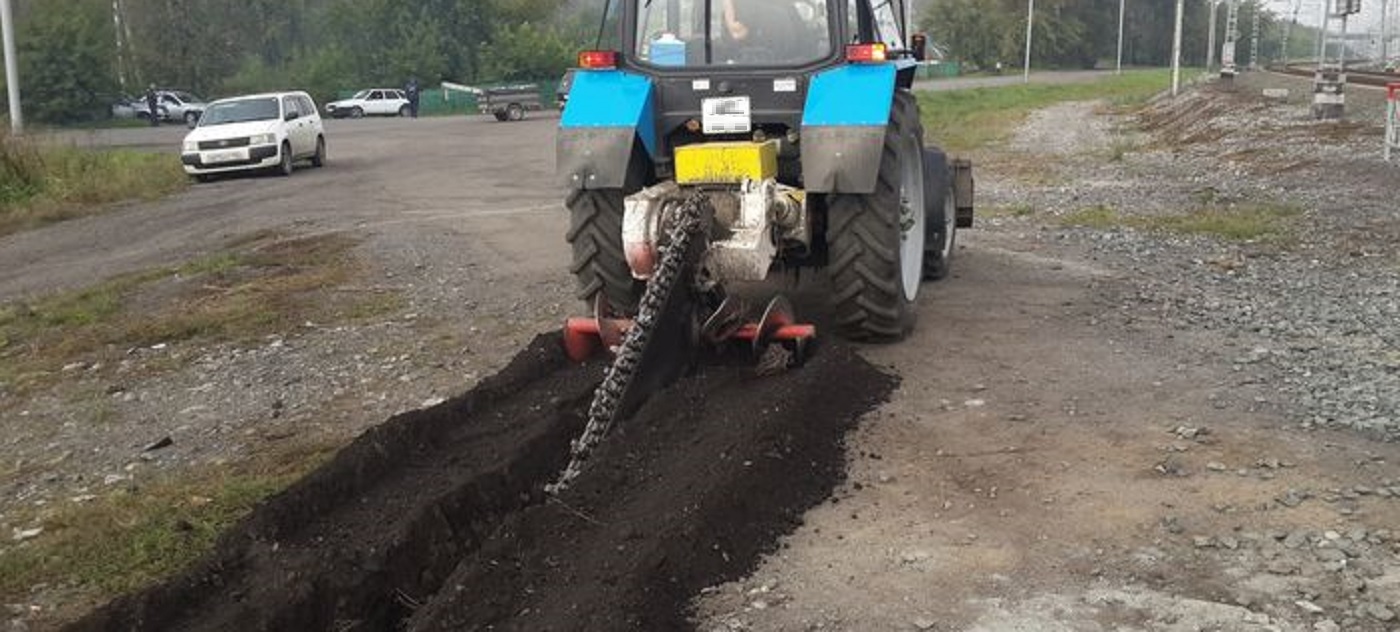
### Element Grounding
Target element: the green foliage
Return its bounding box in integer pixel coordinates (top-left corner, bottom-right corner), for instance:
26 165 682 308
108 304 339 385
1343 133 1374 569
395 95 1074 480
14 0 118 123
477 22 578 83
1060 202 1301 242
0 455 325 602
8 0 587 123
916 69 1171 152
919 0 1282 70
0 134 186 234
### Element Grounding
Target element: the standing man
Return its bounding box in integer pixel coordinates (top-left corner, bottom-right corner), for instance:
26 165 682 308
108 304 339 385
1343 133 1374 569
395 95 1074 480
144 84 159 127
405 78 420 118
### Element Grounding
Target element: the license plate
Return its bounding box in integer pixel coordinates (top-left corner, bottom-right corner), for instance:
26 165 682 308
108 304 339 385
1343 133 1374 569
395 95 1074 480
205 148 247 164
702 96 751 135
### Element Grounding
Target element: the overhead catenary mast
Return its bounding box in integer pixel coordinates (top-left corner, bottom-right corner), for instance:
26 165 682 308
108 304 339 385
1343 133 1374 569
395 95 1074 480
1 0 20 134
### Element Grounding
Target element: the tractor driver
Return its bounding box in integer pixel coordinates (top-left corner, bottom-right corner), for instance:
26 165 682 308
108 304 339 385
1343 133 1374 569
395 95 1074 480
717 0 817 64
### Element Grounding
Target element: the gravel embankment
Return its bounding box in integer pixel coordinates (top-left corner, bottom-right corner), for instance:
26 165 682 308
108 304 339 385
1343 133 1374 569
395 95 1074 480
981 71 1400 441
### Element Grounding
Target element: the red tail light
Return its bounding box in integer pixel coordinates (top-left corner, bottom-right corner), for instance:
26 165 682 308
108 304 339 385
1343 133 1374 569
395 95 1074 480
578 50 618 69
845 43 888 63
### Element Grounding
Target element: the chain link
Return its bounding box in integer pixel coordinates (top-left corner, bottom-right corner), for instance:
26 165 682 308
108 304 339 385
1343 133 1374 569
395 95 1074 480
546 193 706 494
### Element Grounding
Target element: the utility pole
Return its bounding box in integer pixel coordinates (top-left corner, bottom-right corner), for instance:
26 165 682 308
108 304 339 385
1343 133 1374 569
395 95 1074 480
1208 0 1220 71
1117 0 1126 74
1222 0 1240 80
1171 0 1184 95
1279 0 1302 63
0 0 20 135
1249 6 1261 69
1382 0 1390 64
1314 0 1360 119
1023 0 1035 83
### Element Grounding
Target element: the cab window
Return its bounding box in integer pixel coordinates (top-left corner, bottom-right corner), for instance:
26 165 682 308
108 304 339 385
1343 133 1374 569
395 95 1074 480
869 0 903 48
633 0 833 67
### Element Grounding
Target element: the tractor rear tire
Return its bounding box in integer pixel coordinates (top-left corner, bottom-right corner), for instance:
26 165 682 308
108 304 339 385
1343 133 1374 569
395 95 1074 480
567 189 644 315
825 91 926 342
922 146 956 281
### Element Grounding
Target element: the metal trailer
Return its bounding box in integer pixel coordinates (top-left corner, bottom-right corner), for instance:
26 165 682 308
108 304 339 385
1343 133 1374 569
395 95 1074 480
479 85 543 122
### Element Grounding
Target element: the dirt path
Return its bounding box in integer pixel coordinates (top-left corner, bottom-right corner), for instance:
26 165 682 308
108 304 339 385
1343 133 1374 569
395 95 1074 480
693 82 1400 631
695 231 1400 630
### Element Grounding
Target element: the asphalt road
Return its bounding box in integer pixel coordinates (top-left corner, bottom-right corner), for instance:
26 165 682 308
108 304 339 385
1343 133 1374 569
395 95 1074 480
4 113 566 302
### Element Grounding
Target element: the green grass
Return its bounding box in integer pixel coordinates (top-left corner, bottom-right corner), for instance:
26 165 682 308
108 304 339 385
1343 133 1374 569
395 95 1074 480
1059 202 1302 242
915 70 1175 153
0 447 330 602
981 203 1036 218
0 133 187 237
0 233 401 395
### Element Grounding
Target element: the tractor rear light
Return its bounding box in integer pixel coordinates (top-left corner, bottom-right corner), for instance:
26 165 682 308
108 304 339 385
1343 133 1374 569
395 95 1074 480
845 43 888 63
578 50 618 69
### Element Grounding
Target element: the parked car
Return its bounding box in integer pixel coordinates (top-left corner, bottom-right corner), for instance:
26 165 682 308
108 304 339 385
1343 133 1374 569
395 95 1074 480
110 95 167 121
324 89 411 118
480 84 542 122
157 90 208 127
181 91 326 181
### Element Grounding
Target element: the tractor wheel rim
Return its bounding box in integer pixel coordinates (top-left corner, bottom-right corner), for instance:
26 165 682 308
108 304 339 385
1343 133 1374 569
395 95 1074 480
898 137 926 301
938 189 955 258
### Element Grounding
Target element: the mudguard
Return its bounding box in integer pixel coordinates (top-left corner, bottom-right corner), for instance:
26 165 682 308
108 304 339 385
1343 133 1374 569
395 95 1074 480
800 63 897 194
558 70 657 190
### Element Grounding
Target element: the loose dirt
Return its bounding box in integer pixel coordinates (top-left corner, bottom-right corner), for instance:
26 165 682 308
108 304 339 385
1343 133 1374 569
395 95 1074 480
65 335 893 632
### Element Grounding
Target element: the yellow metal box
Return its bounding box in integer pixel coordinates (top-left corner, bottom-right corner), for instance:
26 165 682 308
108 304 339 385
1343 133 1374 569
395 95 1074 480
674 140 778 185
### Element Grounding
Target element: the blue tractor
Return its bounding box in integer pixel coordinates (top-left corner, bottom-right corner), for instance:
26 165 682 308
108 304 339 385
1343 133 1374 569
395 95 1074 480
557 0 974 359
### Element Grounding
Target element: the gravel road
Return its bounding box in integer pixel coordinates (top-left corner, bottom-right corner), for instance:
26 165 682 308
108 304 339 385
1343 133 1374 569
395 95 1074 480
5 72 1400 630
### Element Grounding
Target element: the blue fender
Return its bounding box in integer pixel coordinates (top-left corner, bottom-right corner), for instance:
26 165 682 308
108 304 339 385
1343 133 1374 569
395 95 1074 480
800 63 898 194
557 70 657 190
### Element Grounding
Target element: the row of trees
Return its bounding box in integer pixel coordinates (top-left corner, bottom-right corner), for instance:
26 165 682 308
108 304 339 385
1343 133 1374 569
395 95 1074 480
4 0 1332 123
6 0 599 123
917 0 1319 71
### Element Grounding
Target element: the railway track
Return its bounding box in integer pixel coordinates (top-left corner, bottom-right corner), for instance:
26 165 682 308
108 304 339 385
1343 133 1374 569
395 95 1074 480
66 334 893 632
1271 64 1400 88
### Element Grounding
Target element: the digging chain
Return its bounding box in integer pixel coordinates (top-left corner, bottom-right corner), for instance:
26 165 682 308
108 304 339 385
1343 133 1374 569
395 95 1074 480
546 194 706 494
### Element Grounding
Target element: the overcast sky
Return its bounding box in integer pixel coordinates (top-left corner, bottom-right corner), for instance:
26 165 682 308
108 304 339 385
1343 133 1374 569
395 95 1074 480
1261 0 1393 33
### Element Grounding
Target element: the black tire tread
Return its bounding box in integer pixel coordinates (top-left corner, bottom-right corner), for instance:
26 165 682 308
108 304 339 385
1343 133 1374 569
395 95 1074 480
922 146 955 280
825 91 923 342
566 189 643 314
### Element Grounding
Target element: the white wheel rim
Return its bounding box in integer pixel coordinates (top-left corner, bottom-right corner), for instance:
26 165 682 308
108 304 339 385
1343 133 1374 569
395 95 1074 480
938 189 955 259
898 137 926 301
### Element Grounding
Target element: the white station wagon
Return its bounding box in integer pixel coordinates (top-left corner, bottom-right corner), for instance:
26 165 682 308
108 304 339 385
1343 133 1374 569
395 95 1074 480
324 88 411 118
181 91 326 181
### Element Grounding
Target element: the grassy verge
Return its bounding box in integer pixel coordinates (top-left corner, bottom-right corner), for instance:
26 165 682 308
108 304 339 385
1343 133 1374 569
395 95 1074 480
0 133 187 237
0 232 402 395
1058 202 1302 243
915 69 1175 153
0 442 334 607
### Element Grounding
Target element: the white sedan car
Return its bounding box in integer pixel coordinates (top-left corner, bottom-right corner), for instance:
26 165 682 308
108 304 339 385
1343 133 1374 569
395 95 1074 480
181 91 326 181
324 88 411 118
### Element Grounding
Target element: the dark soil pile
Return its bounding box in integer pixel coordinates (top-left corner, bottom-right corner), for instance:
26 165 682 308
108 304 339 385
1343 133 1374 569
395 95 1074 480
68 334 894 632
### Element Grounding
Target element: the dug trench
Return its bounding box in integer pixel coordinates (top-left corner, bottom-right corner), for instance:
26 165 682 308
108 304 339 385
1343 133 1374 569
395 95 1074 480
66 333 895 631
